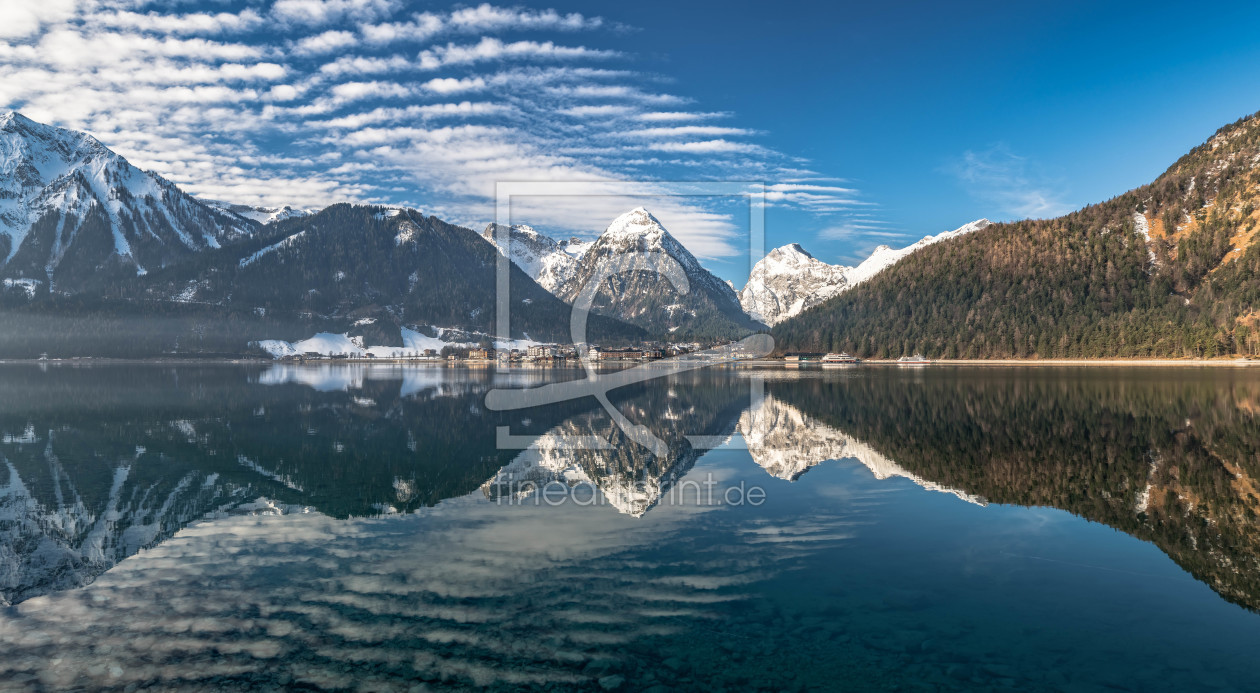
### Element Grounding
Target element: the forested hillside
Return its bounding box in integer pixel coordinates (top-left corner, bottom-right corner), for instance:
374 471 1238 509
772 111 1260 358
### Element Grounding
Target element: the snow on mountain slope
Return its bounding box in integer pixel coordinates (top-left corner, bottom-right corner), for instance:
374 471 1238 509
481 223 592 293
0 112 256 290
592 208 735 299
209 202 318 225
482 209 987 330
739 243 852 326
739 394 985 504
238 230 307 268
740 219 991 325
480 408 707 517
554 208 762 336
0 445 252 605
845 218 991 287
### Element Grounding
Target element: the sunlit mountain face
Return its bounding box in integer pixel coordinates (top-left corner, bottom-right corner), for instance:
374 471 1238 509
2 364 1260 690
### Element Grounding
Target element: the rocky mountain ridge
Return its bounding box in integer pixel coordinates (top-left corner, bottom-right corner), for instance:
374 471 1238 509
740 219 991 326
0 112 257 293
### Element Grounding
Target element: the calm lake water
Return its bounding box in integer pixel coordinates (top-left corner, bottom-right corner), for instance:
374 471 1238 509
1 363 1259 691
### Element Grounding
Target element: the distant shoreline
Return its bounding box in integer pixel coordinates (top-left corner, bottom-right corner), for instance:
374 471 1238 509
772 358 1258 367
0 357 1255 367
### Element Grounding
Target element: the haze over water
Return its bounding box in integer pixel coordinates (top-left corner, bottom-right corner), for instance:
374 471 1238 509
1 364 1258 691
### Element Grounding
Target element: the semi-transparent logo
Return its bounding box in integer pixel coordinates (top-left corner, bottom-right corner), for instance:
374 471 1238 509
485 181 772 456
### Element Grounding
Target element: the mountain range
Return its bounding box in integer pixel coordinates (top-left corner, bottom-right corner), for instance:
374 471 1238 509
0 109 954 355
8 108 1260 359
126 203 646 347
0 113 659 356
482 208 988 335
0 111 1003 357
483 210 762 338
772 112 1260 358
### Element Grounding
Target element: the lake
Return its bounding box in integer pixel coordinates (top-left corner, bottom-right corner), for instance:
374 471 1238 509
1 363 1258 691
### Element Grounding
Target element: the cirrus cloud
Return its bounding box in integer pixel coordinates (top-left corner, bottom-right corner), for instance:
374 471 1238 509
0 1 868 253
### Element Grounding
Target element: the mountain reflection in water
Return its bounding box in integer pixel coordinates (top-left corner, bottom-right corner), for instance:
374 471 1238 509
0 364 1259 691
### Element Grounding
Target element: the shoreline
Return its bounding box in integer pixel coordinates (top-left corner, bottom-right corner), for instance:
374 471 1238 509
854 358 1257 367
0 357 1255 367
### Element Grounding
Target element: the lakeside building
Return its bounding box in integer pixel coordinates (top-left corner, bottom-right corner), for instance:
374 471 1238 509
527 345 559 360
595 348 664 361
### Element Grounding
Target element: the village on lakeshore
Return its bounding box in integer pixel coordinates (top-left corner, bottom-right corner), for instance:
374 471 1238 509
272 341 718 364
270 342 897 365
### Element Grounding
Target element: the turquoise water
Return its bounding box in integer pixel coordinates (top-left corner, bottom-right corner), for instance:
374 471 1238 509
0 364 1258 691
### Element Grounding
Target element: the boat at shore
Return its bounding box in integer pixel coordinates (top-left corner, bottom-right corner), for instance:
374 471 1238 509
897 354 931 365
822 352 859 364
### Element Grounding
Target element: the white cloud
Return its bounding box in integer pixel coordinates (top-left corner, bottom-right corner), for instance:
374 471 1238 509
31 30 266 67
558 104 635 118
816 222 900 241
767 183 859 195
265 84 302 102
330 80 415 102
0 0 76 40
292 30 359 56
318 54 414 77
635 111 728 122
0 0 864 252
625 126 757 138
93 9 266 36
484 66 635 89
447 4 604 33
272 0 401 27
309 102 511 129
417 37 618 70
548 84 686 104
124 85 263 104
359 15 445 45
91 61 288 86
358 4 604 45
362 124 612 203
650 139 766 154
421 76 487 94
182 173 378 209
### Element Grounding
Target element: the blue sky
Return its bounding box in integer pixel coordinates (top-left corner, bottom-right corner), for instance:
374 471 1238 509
4 1 1260 285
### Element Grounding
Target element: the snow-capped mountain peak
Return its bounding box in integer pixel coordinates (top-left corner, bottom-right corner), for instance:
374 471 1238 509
481 222 593 293
740 244 853 326
554 208 761 336
845 218 991 287
484 208 761 336
0 112 256 293
589 207 718 284
602 206 669 243
739 219 991 325
208 202 319 225
480 207 739 320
